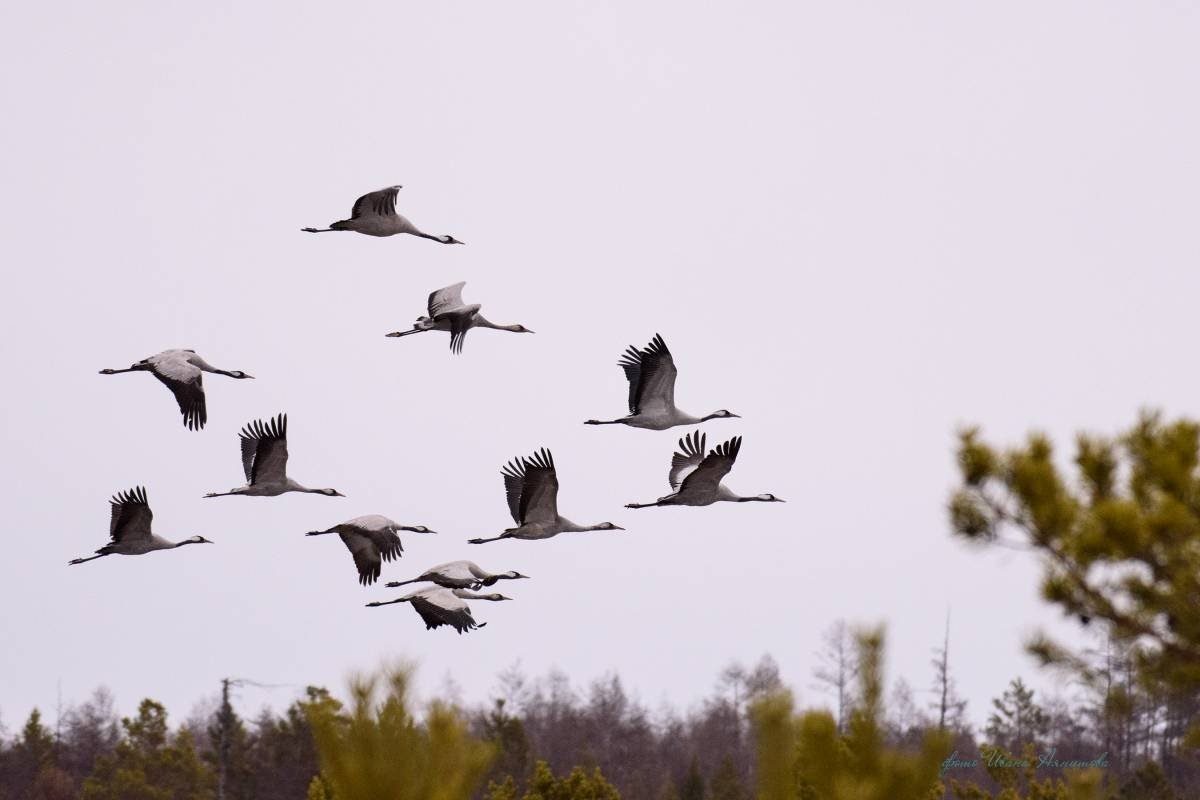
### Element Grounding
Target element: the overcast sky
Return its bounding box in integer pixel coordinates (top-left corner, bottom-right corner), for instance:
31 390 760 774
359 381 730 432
3 1 1200 732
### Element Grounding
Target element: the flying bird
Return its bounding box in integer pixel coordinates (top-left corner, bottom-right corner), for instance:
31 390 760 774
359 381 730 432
467 448 624 544
203 413 345 498
625 432 785 508
301 185 464 243
584 334 738 430
366 586 510 634
68 487 213 565
386 560 529 590
99 349 254 430
385 282 533 354
306 515 435 585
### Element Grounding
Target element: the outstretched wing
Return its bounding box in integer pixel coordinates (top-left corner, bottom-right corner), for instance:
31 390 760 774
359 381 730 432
148 353 206 431
239 414 289 486
109 486 153 543
427 281 467 317
426 561 477 585
349 186 400 219
618 334 677 415
440 305 480 355
412 592 481 634
365 528 403 564
669 430 707 489
339 531 384 586
501 448 559 525
679 436 742 496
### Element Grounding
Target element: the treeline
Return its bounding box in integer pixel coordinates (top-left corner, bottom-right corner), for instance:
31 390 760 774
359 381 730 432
4 411 1200 798
0 635 1192 799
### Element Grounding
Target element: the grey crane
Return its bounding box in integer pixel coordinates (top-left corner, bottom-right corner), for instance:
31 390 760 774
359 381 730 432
301 185 463 243
99 349 254 430
203 413 345 498
385 560 529 590
625 432 785 508
385 281 533 354
68 487 213 565
366 586 510 634
467 448 624 544
584 334 738 430
306 515 435 585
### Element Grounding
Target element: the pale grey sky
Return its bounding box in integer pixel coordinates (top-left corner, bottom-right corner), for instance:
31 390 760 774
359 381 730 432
2 1 1199 732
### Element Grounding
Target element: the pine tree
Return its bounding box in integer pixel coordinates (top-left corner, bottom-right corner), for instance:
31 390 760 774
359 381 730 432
752 626 951 800
81 699 214 800
9 709 58 798
985 678 1049 753
707 757 745 800
480 698 531 785
305 666 493 800
949 412 1200 752
522 760 621 800
678 756 704 800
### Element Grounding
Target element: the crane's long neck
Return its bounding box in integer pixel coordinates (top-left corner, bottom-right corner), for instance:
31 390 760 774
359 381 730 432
474 315 524 333
367 598 413 607
172 539 200 549
452 590 504 601
559 519 611 533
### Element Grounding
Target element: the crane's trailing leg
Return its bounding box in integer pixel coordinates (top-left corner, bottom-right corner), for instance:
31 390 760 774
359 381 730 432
68 553 109 565
365 598 412 608
467 534 510 544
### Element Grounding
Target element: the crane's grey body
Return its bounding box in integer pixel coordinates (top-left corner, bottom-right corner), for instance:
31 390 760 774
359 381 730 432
203 413 345 499
301 185 463 243
385 282 533 354
68 487 213 565
366 586 511 634
584 334 738 430
467 448 624 544
386 560 529 590
626 432 785 509
306 514 435 585
99 349 254 430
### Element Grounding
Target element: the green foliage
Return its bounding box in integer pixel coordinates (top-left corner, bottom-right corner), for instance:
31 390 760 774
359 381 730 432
7 708 59 796
985 678 1049 753
707 757 744 800
507 760 621 800
947 744 1103 800
81 699 213 800
679 756 704 800
1113 760 1176 800
206 686 253 800
949 413 1200 744
306 665 494 800
751 626 950 800
306 774 335 800
481 698 532 785
484 761 621 800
